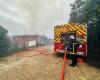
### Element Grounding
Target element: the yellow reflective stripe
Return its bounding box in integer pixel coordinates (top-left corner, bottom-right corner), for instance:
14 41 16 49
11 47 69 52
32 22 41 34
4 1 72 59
68 24 82 35
67 25 73 31
55 38 61 43
54 27 58 32
74 25 86 35
57 29 62 36
62 25 65 32
79 25 86 32
54 25 64 43
55 36 59 42
71 24 86 35
68 24 75 31
67 25 72 32
57 38 61 43
62 24 68 32
56 27 61 35
55 36 60 43
57 25 64 36
55 26 61 35
74 24 86 32
75 26 85 36
55 27 60 35
73 43 78 53
77 25 86 34
80 25 86 31
54 23 87 44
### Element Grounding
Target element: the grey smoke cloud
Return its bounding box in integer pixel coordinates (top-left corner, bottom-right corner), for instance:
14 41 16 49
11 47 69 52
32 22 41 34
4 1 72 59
0 0 75 38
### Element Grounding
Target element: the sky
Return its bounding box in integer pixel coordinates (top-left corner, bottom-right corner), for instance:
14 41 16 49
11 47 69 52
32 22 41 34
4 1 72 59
0 0 75 39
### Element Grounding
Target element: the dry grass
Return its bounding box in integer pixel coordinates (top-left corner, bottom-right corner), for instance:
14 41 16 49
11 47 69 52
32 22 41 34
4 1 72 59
0 55 62 80
0 45 99 80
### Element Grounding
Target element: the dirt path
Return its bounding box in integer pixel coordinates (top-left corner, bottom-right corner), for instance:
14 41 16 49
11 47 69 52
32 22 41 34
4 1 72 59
0 45 100 80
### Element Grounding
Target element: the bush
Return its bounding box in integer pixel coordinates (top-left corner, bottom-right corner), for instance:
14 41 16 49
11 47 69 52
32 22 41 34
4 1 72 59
0 26 12 58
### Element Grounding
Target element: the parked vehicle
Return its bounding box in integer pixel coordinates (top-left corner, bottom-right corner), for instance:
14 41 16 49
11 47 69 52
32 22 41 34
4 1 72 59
54 23 87 56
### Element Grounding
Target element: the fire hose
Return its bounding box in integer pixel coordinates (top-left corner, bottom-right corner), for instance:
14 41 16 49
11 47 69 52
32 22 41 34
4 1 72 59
16 47 52 57
61 50 67 80
55 44 67 80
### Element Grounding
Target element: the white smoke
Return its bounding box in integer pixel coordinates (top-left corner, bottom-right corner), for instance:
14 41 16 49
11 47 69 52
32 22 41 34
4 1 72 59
0 0 75 38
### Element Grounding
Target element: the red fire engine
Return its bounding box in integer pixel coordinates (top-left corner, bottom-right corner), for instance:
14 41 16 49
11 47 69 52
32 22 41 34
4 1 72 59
54 23 87 56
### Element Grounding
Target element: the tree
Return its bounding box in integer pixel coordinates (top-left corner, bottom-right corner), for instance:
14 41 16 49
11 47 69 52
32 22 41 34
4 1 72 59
69 0 100 54
69 0 85 23
0 25 12 57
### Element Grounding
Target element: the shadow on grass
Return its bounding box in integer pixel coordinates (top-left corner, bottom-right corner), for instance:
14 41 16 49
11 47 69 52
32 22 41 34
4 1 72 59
54 52 100 69
85 54 100 69
54 52 64 58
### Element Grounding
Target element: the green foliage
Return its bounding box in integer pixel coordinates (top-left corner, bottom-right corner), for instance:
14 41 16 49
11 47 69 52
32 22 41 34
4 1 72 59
11 44 25 53
69 0 100 53
69 0 100 23
69 0 85 23
0 26 12 57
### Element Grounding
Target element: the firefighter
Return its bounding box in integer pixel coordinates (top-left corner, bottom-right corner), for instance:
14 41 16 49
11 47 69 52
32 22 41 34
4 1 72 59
66 35 79 67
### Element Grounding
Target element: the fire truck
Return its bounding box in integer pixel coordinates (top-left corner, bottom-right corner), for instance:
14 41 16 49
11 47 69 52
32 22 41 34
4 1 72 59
54 23 87 56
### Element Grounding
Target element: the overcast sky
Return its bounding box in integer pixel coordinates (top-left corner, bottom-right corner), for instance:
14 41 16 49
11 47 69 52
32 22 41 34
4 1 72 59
0 0 75 38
